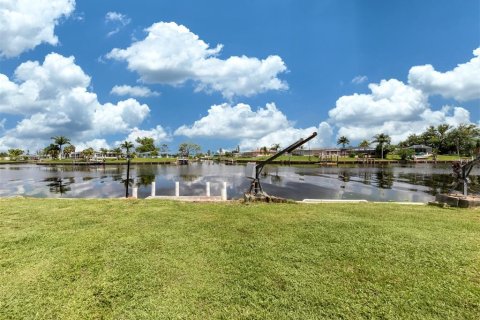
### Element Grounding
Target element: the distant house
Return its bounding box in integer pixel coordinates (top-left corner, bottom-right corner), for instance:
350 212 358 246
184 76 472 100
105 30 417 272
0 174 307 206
240 149 275 157
67 151 117 160
137 151 156 158
293 147 376 157
408 145 433 155
239 147 377 158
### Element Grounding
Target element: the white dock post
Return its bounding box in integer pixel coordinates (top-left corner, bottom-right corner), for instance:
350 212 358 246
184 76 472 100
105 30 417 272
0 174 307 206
132 187 138 199
175 181 180 197
151 181 156 197
206 182 211 197
221 182 227 201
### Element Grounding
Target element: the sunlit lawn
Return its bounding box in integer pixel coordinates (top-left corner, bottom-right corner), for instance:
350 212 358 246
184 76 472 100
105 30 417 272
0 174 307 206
1 199 479 319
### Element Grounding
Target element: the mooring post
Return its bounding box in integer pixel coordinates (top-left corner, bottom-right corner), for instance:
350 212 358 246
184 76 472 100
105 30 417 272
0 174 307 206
221 182 227 201
175 181 180 197
151 181 156 197
132 187 138 199
206 182 211 197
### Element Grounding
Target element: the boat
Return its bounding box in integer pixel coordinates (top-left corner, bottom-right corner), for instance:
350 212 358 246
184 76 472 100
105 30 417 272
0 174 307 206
176 158 189 165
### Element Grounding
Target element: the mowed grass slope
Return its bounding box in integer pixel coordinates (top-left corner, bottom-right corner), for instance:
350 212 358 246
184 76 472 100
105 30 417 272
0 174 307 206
0 199 479 319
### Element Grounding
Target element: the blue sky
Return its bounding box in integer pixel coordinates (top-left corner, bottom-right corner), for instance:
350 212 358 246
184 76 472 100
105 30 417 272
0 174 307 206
0 0 479 153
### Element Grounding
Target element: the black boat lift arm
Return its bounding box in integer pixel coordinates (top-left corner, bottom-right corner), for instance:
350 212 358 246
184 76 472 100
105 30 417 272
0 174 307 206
452 155 480 196
247 132 317 197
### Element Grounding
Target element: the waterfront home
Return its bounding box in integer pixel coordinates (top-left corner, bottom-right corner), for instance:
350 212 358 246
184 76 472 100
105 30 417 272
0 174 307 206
408 145 433 159
67 151 117 161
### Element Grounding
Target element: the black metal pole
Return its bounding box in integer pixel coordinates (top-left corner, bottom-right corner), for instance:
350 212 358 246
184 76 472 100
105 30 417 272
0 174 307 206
125 155 130 198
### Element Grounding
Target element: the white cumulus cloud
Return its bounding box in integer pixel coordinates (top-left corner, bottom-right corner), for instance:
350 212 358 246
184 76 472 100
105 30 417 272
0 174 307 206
239 126 321 151
174 102 331 150
0 0 75 57
329 79 429 127
408 47 480 101
106 22 288 99
110 85 160 97
116 125 171 147
75 139 110 152
174 103 291 139
0 53 151 152
327 79 473 144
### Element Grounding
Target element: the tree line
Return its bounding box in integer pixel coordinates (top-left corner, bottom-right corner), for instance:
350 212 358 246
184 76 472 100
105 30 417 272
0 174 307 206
1 123 478 161
0 136 204 161
335 123 480 159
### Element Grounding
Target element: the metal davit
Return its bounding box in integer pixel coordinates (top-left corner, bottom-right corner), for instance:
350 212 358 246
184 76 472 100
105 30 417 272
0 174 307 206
244 132 317 201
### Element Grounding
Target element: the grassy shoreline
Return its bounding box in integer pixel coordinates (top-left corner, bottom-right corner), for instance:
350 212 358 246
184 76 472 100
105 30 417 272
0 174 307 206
0 155 471 166
1 199 479 319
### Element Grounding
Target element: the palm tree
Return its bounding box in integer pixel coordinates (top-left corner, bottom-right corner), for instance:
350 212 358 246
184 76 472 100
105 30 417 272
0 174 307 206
63 144 75 158
270 143 281 152
337 136 350 149
372 133 391 159
51 136 70 160
111 147 122 159
45 144 60 159
359 140 370 150
448 124 480 156
120 141 134 156
100 148 109 159
82 147 94 162
8 149 24 161
436 124 451 154
358 140 370 158
337 136 350 156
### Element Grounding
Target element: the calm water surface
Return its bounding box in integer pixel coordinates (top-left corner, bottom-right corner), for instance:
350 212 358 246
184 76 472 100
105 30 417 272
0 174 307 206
0 163 478 202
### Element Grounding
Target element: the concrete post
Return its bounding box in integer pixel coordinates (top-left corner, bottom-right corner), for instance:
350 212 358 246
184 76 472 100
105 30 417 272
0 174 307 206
175 181 180 197
206 182 211 197
151 181 156 197
221 181 227 201
132 187 138 199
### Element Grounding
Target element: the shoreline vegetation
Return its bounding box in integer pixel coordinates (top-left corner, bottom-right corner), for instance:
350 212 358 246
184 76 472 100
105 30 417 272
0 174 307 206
0 154 473 166
0 199 479 319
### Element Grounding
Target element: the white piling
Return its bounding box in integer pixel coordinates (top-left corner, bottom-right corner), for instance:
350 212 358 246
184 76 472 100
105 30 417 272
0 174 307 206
175 181 180 197
221 181 227 201
132 187 138 199
206 182 211 197
151 181 156 197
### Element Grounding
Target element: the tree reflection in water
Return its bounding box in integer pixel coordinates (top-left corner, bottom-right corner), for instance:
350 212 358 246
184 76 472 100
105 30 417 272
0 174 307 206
122 178 134 193
270 174 283 186
43 177 74 195
137 174 156 186
360 171 372 185
397 172 480 196
338 170 350 183
375 170 394 189
179 174 201 182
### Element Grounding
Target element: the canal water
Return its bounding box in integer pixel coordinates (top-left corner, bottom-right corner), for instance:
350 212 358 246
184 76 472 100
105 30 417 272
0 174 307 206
0 163 478 202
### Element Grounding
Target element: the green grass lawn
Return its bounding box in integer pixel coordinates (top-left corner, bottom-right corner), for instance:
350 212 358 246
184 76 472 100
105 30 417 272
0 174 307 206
0 160 27 164
1 199 479 319
105 157 176 164
232 154 469 163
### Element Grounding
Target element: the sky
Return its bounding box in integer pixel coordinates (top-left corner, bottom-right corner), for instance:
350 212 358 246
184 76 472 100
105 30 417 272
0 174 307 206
0 0 479 154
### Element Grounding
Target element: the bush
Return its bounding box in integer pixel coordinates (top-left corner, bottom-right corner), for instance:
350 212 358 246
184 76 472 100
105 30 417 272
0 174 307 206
396 148 414 160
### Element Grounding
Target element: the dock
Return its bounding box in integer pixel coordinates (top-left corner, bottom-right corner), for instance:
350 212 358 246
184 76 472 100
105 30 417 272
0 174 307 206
146 196 223 201
132 181 228 201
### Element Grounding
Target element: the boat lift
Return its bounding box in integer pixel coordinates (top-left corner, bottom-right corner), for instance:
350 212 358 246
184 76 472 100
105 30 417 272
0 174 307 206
245 132 317 201
451 155 480 196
